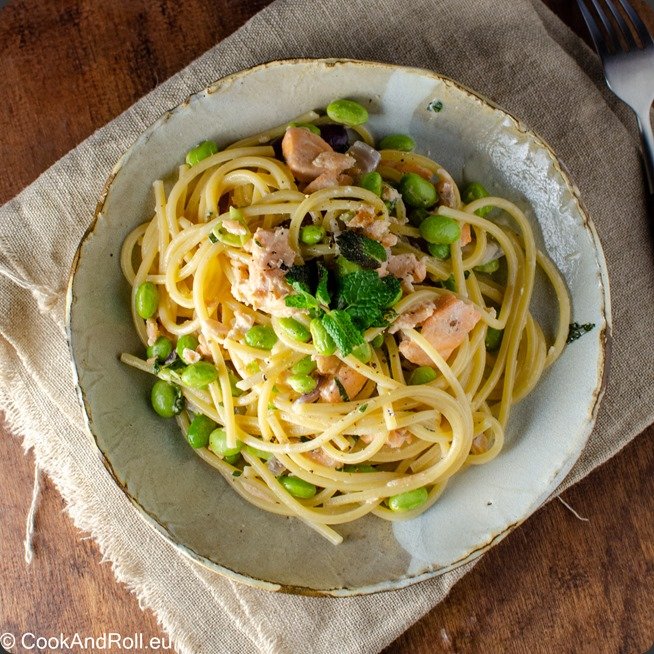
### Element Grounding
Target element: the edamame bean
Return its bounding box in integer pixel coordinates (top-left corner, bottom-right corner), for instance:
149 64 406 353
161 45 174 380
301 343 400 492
359 171 382 196
352 341 372 364
419 215 461 244
146 336 173 361
485 327 503 352
408 207 429 227
181 361 218 388
474 259 500 274
135 282 159 319
150 380 184 418
279 475 317 499
428 243 451 260
245 445 273 461
176 334 199 362
343 463 376 472
378 134 416 152
299 224 326 245
371 334 384 349
287 373 318 394
288 121 321 135
399 173 438 209
326 99 369 126
461 182 492 217
185 140 218 166
208 428 243 458
408 366 437 385
224 453 241 466
278 317 311 342
186 413 216 448
244 325 278 350
310 318 336 355
388 487 429 512
441 274 457 292
291 356 317 375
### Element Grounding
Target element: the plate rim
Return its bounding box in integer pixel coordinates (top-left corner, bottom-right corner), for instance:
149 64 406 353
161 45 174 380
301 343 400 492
65 57 612 596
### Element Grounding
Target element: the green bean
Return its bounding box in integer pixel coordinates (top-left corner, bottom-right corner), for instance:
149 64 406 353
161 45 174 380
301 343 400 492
310 318 336 355
399 173 438 209
359 171 382 196
287 373 318 394
371 334 384 349
291 356 317 375
474 259 500 274
388 487 429 511
408 366 437 385
428 243 451 260
146 336 173 361
278 317 311 343
135 282 159 319
186 413 216 448
279 475 317 499
485 327 503 352
299 224 326 245
245 445 273 461
181 361 218 388
244 325 278 350
176 334 199 363
150 380 184 418
378 134 416 152
326 99 369 126
461 182 492 217
208 428 243 458
288 121 320 135
352 341 372 364
185 140 218 166
419 215 461 244
336 256 362 276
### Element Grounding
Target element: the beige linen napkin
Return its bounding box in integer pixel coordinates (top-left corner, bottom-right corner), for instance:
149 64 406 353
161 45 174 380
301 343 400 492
1 0 653 652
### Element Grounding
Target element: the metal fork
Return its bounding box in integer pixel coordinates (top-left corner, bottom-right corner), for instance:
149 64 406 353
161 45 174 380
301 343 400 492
577 0 654 193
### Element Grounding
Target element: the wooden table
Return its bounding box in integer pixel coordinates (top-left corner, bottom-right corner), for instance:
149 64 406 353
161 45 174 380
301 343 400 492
1 1 652 652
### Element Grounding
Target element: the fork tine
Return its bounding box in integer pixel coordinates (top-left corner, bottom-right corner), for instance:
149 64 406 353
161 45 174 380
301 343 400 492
588 0 622 51
577 0 611 55
617 0 654 47
603 0 638 49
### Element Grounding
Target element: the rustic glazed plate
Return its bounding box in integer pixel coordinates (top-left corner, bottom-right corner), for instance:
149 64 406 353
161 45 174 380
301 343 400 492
66 59 610 595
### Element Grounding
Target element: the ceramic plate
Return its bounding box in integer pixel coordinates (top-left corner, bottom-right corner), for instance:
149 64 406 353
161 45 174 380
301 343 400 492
67 59 610 595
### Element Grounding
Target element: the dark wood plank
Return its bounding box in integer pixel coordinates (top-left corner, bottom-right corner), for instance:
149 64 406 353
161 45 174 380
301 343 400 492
0 1 652 653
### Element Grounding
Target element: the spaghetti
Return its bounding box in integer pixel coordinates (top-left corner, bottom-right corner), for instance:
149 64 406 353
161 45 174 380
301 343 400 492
120 101 570 544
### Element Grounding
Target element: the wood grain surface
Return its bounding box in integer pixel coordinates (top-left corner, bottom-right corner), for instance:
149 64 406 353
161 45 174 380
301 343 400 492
0 1 653 653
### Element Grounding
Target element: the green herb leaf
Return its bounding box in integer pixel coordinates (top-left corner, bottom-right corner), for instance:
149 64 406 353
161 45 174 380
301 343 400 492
315 262 331 306
567 322 595 344
321 310 364 357
336 270 401 330
336 231 387 269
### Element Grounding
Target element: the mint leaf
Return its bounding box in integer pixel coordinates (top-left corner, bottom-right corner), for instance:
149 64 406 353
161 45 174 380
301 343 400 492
336 231 387 269
285 264 315 294
336 270 401 330
284 261 331 311
285 293 318 310
321 310 364 356
315 262 331 306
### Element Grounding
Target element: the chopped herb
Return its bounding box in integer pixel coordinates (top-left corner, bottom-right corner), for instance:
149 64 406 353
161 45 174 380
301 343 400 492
358 403 368 413
321 310 364 357
336 231 387 269
334 377 350 402
567 322 595 343
428 100 443 112
208 232 218 243
336 269 401 330
232 470 242 477
254 239 263 247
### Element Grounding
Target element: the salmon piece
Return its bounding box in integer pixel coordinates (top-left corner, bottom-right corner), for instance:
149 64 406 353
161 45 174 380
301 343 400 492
348 206 397 247
304 171 352 194
315 355 341 375
146 318 160 346
360 428 413 448
460 223 472 247
306 448 341 468
435 167 459 209
388 301 436 334
382 253 426 292
398 294 481 365
319 364 367 403
232 227 297 316
282 127 355 183
470 433 490 454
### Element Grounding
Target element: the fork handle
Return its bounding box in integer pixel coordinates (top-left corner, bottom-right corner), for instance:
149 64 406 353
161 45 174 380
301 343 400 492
636 110 654 195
